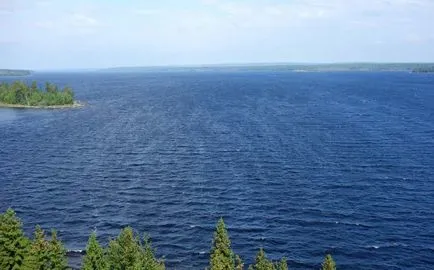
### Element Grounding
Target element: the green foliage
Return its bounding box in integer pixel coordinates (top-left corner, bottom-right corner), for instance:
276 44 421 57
0 209 339 270
22 226 68 270
209 218 235 270
48 230 68 270
235 255 244 270
248 249 287 270
249 248 273 270
322 254 336 270
82 232 107 270
107 227 164 270
0 209 30 270
274 258 288 270
0 81 75 106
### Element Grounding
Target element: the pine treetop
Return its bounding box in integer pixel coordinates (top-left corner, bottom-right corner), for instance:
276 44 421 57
322 254 337 270
209 218 235 270
0 209 30 270
82 232 107 270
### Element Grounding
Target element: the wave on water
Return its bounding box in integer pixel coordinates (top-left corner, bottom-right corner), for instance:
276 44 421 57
366 243 409 250
67 249 86 256
1 72 434 269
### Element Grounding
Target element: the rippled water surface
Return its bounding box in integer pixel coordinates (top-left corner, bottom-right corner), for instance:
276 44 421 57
1 72 434 269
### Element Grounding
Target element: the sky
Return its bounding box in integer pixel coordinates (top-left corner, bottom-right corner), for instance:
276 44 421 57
1 0 434 70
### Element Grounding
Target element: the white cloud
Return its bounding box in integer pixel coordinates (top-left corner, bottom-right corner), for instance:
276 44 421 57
133 8 161 15
70 13 99 27
2 0 434 68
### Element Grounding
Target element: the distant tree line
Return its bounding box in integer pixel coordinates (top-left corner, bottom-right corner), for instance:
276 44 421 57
0 81 74 106
0 209 337 270
412 66 434 73
0 69 31 76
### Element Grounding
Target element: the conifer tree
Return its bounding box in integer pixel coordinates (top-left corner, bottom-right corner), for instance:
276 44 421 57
209 218 235 270
274 258 288 270
82 232 107 270
107 227 142 270
235 255 244 270
249 248 273 270
30 81 38 92
322 254 336 270
22 226 68 270
141 236 165 270
107 227 164 270
0 209 30 270
22 226 50 270
248 249 288 270
47 230 68 269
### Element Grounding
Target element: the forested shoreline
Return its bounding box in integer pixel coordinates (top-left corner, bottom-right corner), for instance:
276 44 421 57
0 69 31 76
0 209 337 270
412 66 434 73
0 81 75 107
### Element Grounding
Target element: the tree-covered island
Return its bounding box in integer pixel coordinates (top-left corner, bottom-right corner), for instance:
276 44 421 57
412 66 434 73
0 69 31 76
0 81 81 108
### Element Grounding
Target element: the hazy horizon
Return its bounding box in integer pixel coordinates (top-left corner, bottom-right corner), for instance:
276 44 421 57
2 0 434 69
2 61 434 72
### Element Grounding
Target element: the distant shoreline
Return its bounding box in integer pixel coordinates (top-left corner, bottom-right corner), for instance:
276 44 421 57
0 101 84 109
0 69 31 76
99 63 434 73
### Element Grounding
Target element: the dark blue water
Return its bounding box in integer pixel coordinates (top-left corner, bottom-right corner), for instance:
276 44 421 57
1 72 433 269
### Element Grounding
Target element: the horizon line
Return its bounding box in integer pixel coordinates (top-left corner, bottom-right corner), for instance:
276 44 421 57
20 61 434 72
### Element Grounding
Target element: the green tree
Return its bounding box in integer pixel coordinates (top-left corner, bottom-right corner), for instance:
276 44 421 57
107 227 164 270
22 226 49 270
235 255 244 270
274 258 288 270
322 254 336 270
0 81 75 106
107 227 141 270
248 248 273 270
30 81 38 92
209 218 235 270
22 226 67 270
248 249 288 270
45 82 56 93
47 230 68 269
82 232 107 270
0 209 30 270
141 236 165 270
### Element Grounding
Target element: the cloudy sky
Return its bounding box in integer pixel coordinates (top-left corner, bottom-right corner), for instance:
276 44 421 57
1 0 434 69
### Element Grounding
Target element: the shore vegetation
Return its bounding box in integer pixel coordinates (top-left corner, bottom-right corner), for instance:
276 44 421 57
0 81 75 107
0 209 337 269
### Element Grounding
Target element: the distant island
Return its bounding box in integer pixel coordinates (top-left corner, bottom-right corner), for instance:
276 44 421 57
0 81 81 108
101 63 434 73
0 69 31 76
412 66 434 73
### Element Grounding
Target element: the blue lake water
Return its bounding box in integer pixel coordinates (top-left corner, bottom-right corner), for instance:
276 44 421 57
0 71 433 269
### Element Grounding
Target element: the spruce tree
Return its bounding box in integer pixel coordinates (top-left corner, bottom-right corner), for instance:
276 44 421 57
235 255 244 270
0 208 30 270
209 218 235 270
248 249 288 270
249 248 273 270
274 258 288 270
322 254 336 270
141 236 165 270
82 232 107 270
22 226 68 270
47 230 68 269
22 226 50 270
107 227 141 270
107 227 164 270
